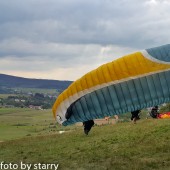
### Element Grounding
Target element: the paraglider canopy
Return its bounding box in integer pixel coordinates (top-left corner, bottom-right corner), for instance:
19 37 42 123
158 112 170 119
52 44 170 126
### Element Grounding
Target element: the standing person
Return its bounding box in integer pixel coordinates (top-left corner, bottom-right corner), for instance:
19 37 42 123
150 106 159 118
83 120 94 135
131 110 141 124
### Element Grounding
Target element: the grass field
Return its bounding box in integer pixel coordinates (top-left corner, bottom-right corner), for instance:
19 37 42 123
0 108 77 141
0 119 170 170
0 107 147 141
0 94 17 98
0 108 170 170
11 87 59 95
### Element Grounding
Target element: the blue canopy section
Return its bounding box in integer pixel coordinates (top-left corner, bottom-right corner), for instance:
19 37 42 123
63 71 170 125
146 44 170 62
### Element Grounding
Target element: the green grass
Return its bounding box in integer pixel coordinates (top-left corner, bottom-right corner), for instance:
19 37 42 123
0 119 170 170
11 87 59 94
0 94 17 98
0 108 77 141
0 107 148 141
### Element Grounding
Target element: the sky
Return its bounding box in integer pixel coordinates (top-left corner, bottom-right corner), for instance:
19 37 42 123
0 0 170 81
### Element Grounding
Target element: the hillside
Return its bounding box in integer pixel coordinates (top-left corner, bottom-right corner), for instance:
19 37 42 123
0 73 72 90
0 119 170 170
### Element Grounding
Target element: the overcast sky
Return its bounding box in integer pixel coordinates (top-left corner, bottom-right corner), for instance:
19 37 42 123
0 0 170 81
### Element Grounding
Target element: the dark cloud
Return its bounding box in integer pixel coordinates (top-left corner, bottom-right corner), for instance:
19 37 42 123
0 0 170 80
0 0 169 48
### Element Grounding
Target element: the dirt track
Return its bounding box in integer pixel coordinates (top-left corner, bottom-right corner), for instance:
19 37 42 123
94 119 118 125
76 118 118 126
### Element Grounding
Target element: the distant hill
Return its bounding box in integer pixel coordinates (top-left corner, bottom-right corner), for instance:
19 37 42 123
0 73 73 90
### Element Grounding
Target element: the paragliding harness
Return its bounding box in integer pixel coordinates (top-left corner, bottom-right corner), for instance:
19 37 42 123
131 110 141 121
150 106 159 118
83 120 94 135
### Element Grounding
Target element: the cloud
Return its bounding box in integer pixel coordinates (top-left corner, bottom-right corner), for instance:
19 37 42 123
0 38 135 80
0 0 169 47
0 0 170 80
